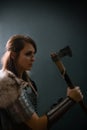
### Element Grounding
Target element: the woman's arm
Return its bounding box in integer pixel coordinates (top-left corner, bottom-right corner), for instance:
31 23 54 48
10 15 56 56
25 86 83 130
25 113 48 130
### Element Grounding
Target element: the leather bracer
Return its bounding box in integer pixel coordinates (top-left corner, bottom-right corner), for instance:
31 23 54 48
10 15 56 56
46 96 75 128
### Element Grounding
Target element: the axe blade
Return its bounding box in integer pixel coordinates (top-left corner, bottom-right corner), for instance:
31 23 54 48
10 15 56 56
51 46 72 62
56 46 72 58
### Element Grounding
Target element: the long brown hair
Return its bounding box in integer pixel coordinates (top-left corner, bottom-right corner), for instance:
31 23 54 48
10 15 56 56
1 34 37 81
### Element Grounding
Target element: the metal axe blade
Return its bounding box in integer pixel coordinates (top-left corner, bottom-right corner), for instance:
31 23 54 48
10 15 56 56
51 46 72 62
56 46 72 58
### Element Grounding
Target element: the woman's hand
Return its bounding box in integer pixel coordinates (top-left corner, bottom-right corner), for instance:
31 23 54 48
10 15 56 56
67 86 83 102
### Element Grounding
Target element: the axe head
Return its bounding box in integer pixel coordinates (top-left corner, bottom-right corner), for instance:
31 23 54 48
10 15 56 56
51 46 72 62
57 46 72 58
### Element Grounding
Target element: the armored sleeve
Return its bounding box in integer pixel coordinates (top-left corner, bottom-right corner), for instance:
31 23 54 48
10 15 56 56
8 87 35 123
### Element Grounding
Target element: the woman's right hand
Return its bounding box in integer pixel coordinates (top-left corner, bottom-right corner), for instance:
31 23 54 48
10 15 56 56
67 86 83 102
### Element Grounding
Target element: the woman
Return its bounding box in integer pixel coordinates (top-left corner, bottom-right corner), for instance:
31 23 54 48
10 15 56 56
0 35 83 130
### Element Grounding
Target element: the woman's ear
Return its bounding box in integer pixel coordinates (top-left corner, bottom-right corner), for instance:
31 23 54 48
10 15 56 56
10 52 16 59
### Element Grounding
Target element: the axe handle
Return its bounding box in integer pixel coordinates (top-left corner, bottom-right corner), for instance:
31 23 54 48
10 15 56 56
53 60 87 114
54 60 74 88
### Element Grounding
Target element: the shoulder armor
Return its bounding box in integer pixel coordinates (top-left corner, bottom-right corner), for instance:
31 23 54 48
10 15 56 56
0 70 21 108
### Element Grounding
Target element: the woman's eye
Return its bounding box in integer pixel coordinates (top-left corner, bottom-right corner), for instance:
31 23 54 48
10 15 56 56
25 51 35 56
25 52 31 56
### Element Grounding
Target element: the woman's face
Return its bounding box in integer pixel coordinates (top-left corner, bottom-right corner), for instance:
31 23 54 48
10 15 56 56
16 43 35 73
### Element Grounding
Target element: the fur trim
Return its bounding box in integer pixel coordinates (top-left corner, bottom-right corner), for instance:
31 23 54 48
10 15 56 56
0 70 28 108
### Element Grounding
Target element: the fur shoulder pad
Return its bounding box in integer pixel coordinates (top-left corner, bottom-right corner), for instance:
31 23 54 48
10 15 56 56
0 70 22 108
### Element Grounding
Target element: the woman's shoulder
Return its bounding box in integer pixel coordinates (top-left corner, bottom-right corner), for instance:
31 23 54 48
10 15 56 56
0 69 20 88
0 69 22 85
0 69 21 108
0 69 15 79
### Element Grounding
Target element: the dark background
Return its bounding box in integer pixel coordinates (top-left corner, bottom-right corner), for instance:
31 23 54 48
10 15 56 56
0 0 87 130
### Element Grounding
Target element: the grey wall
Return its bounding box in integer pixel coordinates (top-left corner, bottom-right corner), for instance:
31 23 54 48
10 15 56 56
0 0 87 130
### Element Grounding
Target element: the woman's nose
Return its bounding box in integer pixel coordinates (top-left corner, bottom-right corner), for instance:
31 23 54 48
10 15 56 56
31 54 35 62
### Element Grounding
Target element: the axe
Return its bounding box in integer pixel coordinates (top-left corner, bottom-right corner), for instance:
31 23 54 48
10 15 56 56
51 46 87 114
